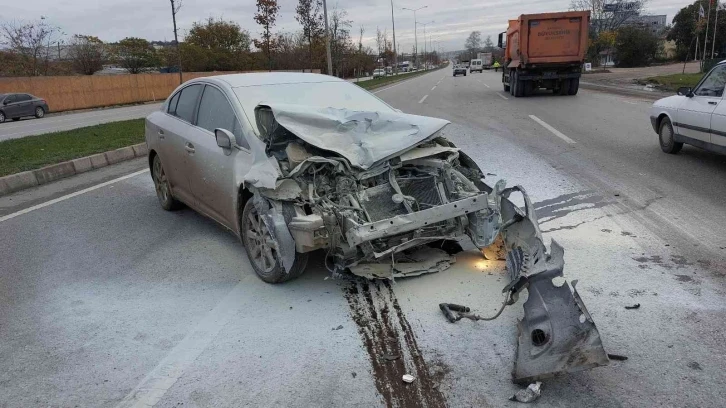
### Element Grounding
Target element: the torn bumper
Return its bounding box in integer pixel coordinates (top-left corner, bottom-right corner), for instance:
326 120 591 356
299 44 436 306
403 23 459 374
512 242 609 383
345 193 490 248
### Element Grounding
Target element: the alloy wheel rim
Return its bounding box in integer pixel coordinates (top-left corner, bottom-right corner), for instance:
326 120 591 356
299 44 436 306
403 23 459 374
245 208 277 273
36 108 43 117
153 159 169 203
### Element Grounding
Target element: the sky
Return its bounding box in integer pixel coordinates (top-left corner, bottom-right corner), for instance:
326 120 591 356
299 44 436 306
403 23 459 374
2 0 691 53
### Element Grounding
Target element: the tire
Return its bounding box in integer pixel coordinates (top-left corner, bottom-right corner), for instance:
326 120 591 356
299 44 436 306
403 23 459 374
658 117 683 154
151 154 183 211
513 71 524 97
568 78 580 95
241 199 308 283
559 79 570 96
34 106 45 118
524 80 534 96
464 72 467 76
0 111 5 123
503 72 510 92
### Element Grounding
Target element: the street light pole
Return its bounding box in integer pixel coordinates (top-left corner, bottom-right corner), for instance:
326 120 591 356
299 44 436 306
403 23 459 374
390 0 398 74
402 6 427 68
323 0 333 76
417 21 433 69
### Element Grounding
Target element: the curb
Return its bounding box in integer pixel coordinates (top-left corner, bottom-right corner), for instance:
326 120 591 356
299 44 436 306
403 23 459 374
0 143 148 197
580 81 670 101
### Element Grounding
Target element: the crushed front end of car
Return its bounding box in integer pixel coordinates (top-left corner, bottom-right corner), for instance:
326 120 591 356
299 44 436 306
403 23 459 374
242 103 609 383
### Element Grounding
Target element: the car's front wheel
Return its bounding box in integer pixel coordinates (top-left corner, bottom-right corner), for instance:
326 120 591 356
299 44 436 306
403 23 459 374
35 106 45 118
0 111 5 123
241 199 308 283
152 154 182 210
659 117 683 154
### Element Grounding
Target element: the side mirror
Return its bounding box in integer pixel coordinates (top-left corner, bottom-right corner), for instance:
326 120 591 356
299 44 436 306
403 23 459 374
677 87 693 97
215 128 233 149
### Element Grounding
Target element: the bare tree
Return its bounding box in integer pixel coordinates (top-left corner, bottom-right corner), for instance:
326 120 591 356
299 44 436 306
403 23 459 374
169 0 183 84
253 0 280 70
358 25 364 53
570 0 647 33
464 31 481 58
295 0 324 70
0 18 61 76
68 35 105 75
329 7 352 76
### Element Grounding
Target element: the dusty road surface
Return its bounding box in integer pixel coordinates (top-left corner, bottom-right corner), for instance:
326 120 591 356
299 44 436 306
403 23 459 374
1 68 726 408
0 103 162 141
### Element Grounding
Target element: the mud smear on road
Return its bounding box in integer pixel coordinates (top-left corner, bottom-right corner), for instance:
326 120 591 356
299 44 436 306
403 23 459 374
344 280 448 408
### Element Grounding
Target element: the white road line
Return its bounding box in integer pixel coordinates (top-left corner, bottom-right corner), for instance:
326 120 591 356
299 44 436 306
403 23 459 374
116 282 247 408
419 95 429 104
497 93 509 100
529 115 577 144
431 86 437 91
483 83 490 88
0 169 149 223
623 100 638 105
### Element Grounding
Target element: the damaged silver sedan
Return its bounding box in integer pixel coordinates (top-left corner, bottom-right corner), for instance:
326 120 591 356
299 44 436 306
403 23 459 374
145 73 609 383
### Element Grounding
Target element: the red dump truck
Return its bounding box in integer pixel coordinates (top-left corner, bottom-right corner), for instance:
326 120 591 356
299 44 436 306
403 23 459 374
498 11 590 97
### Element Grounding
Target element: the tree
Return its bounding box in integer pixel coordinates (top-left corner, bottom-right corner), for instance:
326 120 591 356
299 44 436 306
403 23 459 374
669 0 726 61
570 0 647 34
295 0 324 70
483 35 494 51
186 17 252 71
465 31 481 58
68 35 105 75
114 37 157 74
614 26 658 67
0 18 62 76
329 7 353 76
253 0 280 70
169 0 183 84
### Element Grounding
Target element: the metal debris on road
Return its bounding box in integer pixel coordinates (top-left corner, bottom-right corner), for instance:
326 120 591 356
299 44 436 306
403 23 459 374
625 303 641 310
402 374 416 383
509 381 542 403
382 354 400 361
332 325 344 330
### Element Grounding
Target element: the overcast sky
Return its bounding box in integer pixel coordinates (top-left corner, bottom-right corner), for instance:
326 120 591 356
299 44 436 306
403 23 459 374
2 0 690 52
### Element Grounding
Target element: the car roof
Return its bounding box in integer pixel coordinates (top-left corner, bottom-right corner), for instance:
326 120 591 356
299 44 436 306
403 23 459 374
189 72 345 88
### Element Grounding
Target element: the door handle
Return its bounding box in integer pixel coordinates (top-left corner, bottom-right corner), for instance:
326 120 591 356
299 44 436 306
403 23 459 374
709 101 718 105
184 143 195 154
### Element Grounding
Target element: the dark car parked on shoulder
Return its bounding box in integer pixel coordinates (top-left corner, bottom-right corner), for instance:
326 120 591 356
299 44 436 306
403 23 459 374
0 93 49 123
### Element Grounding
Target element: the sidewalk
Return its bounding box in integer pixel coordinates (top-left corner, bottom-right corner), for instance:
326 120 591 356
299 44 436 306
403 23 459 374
580 62 701 100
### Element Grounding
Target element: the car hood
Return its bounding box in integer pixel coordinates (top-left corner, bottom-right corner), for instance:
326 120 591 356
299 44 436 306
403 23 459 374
653 95 684 110
256 103 450 170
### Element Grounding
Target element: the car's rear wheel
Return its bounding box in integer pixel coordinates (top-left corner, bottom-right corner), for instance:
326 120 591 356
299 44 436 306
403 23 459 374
34 106 45 118
658 117 683 154
152 154 182 210
241 199 308 283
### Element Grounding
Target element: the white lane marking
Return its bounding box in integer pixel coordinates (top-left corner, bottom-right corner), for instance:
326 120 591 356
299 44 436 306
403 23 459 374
623 100 638 105
419 95 429 104
0 169 149 223
116 282 247 408
529 115 577 144
431 86 437 91
483 83 490 88
497 93 509 100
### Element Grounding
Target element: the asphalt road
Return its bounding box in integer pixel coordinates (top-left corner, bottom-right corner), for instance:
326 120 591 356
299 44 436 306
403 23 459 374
0 103 162 141
1 68 725 408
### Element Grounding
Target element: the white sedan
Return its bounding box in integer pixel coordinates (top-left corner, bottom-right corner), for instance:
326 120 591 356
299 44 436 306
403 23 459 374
650 61 726 155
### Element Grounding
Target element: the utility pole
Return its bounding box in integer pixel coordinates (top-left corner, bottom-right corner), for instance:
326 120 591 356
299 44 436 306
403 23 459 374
170 0 183 84
390 0 398 74
403 6 427 68
417 21 433 69
323 0 333 76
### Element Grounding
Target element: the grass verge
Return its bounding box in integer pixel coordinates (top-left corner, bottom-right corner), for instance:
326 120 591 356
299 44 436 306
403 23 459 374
644 73 702 92
355 68 438 90
0 119 145 177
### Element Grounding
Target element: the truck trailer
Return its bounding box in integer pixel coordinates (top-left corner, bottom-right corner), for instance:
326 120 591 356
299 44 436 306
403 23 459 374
498 11 590 97
477 52 493 69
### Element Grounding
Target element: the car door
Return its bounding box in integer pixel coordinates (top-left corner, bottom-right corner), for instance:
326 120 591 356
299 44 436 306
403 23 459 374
156 84 204 206
16 94 34 116
675 64 726 143
705 67 726 148
2 94 21 117
187 83 253 229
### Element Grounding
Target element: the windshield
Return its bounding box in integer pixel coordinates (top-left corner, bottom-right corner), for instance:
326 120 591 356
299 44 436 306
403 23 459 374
233 81 394 135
